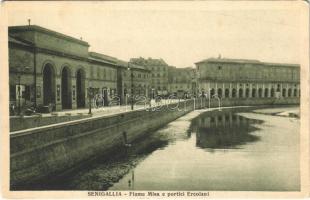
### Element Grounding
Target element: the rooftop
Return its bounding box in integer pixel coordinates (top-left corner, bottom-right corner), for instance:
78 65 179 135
9 25 90 47
195 57 299 67
89 52 118 65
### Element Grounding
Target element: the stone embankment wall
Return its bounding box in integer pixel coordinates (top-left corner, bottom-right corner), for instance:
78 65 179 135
10 100 203 188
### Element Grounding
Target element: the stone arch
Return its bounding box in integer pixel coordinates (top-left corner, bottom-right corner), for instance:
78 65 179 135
225 88 229 98
61 66 72 109
264 88 269 98
287 88 292 97
239 88 243 98
210 88 215 97
245 88 250 98
282 88 286 97
252 88 256 98
42 62 56 109
294 88 298 97
217 88 222 98
232 88 237 98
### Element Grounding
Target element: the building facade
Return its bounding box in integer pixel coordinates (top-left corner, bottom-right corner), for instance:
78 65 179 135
130 57 169 96
9 25 149 112
195 58 300 104
168 66 197 98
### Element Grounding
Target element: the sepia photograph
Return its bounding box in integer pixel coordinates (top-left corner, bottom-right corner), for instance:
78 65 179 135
1 1 309 198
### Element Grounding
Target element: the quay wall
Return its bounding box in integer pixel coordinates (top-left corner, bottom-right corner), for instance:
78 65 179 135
10 97 299 188
10 100 203 188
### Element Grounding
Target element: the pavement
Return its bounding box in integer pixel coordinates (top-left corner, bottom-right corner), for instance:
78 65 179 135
40 99 184 117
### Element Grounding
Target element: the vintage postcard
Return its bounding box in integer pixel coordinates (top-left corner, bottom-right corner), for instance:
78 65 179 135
0 0 309 199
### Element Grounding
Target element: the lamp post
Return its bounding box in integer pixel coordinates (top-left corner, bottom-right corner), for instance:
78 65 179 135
127 62 134 110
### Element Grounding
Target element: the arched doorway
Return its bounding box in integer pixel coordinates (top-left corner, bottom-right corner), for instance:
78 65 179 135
76 69 85 108
232 88 236 98
217 88 222 98
282 88 286 98
225 88 229 98
61 67 72 109
239 88 243 98
288 88 292 97
210 88 215 97
252 88 256 98
43 64 56 108
245 88 250 98
264 88 269 98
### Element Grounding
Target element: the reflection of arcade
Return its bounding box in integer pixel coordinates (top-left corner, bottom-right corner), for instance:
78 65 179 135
190 111 262 149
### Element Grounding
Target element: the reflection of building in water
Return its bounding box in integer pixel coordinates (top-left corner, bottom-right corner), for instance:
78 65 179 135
191 111 262 149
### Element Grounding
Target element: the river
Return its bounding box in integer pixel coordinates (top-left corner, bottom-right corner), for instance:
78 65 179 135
59 106 300 191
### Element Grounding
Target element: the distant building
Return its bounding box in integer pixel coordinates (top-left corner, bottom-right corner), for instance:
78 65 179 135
168 66 197 98
130 57 169 97
195 57 300 105
8 25 149 112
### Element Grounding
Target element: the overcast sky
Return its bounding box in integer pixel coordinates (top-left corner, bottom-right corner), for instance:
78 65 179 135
6 1 305 68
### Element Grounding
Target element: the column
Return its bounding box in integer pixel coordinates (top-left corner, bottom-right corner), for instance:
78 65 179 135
55 75 62 111
229 83 232 98
249 83 252 98
36 75 44 106
222 83 225 99
236 82 239 98
262 83 265 98
72 76 77 109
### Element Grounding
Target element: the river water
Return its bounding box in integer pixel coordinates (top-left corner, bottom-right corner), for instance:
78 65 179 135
63 107 300 191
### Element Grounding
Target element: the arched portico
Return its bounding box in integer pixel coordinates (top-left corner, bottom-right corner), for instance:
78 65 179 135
42 63 56 109
61 66 72 109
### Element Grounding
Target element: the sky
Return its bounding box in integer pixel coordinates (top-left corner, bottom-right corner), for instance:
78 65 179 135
5 1 306 68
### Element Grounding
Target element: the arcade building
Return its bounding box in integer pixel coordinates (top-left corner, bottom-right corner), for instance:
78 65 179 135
9 25 150 112
195 58 300 105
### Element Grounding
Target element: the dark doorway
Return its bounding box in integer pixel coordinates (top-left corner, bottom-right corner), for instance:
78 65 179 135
61 67 72 109
217 88 222 98
76 69 85 108
239 88 243 98
43 64 55 108
103 88 108 106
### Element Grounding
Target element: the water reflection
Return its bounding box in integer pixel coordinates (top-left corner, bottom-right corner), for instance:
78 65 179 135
190 110 263 149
